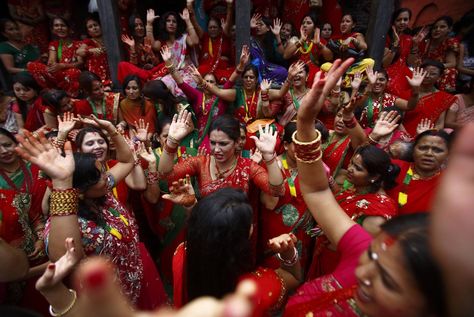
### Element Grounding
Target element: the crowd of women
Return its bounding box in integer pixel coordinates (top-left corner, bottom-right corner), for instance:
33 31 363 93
0 0 474 316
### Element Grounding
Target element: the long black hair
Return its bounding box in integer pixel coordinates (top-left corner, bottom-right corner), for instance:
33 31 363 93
354 145 400 191
209 114 240 142
12 72 41 121
186 188 253 301
157 11 186 41
41 89 67 115
142 80 181 117
122 74 145 116
381 213 446 316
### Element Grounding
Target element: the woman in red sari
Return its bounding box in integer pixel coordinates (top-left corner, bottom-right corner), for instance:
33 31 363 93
382 8 415 100
283 13 333 86
410 16 460 92
11 72 45 132
76 13 111 87
403 60 457 137
173 187 301 314
188 0 234 83
16 119 167 310
387 129 450 215
0 128 48 312
284 58 446 317
27 16 83 97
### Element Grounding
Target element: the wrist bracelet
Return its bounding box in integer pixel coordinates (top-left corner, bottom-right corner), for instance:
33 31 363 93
167 136 179 145
276 247 298 266
263 152 276 164
343 116 357 129
368 134 379 145
49 289 77 317
164 141 178 154
292 130 323 163
50 188 79 217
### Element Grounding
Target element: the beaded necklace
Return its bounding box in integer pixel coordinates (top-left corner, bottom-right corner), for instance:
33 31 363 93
398 166 440 207
243 90 256 122
299 40 313 54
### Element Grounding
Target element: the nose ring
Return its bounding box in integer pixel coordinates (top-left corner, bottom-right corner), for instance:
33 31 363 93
362 279 371 287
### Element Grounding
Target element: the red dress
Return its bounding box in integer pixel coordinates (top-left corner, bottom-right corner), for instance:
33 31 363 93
27 40 82 97
417 37 460 92
290 39 326 86
387 160 442 215
73 92 121 124
284 225 370 317
258 155 314 276
322 133 352 177
359 93 398 129
403 91 456 137
306 191 397 280
386 34 413 100
198 33 233 83
173 242 287 316
12 96 46 132
81 38 111 86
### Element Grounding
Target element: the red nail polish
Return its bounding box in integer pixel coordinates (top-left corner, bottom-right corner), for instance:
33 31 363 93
85 268 107 289
48 263 56 270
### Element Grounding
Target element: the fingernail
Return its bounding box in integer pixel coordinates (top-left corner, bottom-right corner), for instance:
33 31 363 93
48 263 56 270
84 268 107 290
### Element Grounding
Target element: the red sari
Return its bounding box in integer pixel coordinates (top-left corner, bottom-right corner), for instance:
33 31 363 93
403 91 456 137
81 38 111 86
291 39 326 86
306 190 397 280
173 242 287 316
259 155 314 275
73 92 121 124
359 93 398 129
27 40 82 97
387 160 442 215
322 133 352 177
12 96 46 132
198 33 233 83
386 34 413 100
418 37 460 92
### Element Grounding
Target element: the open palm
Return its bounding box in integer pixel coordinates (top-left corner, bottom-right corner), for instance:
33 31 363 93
168 110 194 142
251 124 277 155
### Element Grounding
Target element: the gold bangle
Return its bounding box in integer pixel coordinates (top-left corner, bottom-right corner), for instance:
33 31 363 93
50 189 79 217
49 289 77 316
291 130 321 146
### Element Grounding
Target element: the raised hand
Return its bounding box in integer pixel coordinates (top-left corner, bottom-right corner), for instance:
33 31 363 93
391 26 400 46
416 118 434 135
188 64 204 85
168 110 194 142
413 26 428 44
288 60 306 82
250 148 262 163
342 96 358 115
162 175 196 208
160 46 173 65
121 34 135 48
270 18 282 36
313 27 321 45
36 238 81 292
180 8 190 21
372 110 401 138
74 114 114 131
225 0 233 3
15 131 75 182
350 71 362 91
366 66 378 86
220 17 228 32
146 8 159 25
132 119 150 142
250 13 262 29
137 143 155 164
239 45 250 66
251 124 278 157
299 25 308 42
260 78 272 92
58 112 76 135
197 146 208 157
406 67 427 88
268 233 297 259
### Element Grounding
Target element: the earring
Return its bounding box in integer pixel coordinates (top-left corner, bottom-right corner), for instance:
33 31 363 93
370 179 376 184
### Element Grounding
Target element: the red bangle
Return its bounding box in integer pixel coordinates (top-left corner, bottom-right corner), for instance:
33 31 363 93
343 116 357 129
164 142 178 154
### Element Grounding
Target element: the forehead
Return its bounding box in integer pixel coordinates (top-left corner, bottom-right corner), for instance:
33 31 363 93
397 11 410 19
303 17 313 23
323 23 332 29
204 73 216 80
87 19 99 26
434 20 449 27
13 82 28 89
423 65 441 74
126 80 139 87
210 130 232 141
166 15 177 21
416 135 447 148
0 134 14 143
83 132 105 143
343 15 353 22
53 18 66 26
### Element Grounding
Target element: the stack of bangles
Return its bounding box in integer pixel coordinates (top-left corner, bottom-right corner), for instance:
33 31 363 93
343 116 357 129
291 130 322 163
276 247 299 266
146 170 159 184
164 136 179 154
52 137 66 150
49 188 80 217
165 63 176 74
261 91 269 102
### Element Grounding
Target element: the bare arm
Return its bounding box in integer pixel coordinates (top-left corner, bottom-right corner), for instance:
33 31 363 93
187 0 205 39
0 54 27 74
222 0 234 37
181 9 200 47
0 238 29 282
457 44 474 76
444 49 457 69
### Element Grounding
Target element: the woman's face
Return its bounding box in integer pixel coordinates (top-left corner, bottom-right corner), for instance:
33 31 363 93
13 82 37 103
373 73 388 94
165 15 178 34
52 18 69 38
80 132 108 162
125 80 141 100
301 16 315 35
413 135 448 174
90 80 105 100
59 96 73 113
340 15 355 34
2 21 22 41
207 19 221 39
134 18 145 37
346 153 371 186
86 19 102 38
321 23 332 39
394 11 410 33
158 123 170 147
281 23 293 39
203 74 217 92
333 111 347 135
255 20 269 36
355 233 427 317
293 68 308 88
0 134 17 165
210 130 236 164
243 69 257 91
421 65 442 86
431 19 450 40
